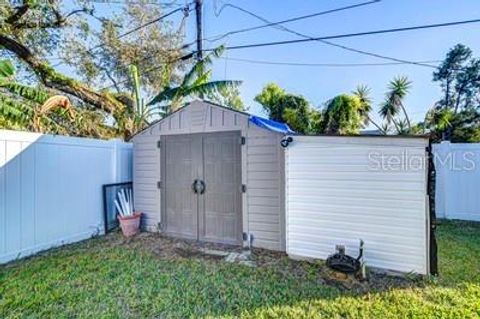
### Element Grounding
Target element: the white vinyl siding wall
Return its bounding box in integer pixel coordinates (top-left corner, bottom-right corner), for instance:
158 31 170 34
286 136 429 274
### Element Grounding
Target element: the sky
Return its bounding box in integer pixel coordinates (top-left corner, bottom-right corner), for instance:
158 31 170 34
188 0 480 127
60 0 480 128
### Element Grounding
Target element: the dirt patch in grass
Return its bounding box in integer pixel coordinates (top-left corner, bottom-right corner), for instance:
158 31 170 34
101 230 420 294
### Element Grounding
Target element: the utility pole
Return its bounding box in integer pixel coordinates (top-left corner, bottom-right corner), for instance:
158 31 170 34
195 0 203 61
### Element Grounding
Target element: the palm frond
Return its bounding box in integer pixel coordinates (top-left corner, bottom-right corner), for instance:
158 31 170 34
0 82 50 104
182 46 225 87
379 99 398 122
39 96 73 116
388 76 412 99
211 45 226 58
184 80 241 98
353 84 372 124
0 60 15 79
191 69 212 87
147 86 179 106
381 123 391 134
353 84 372 105
396 119 410 135
182 59 207 87
0 95 33 125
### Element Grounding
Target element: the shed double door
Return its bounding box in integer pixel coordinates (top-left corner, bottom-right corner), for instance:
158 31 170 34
162 132 242 245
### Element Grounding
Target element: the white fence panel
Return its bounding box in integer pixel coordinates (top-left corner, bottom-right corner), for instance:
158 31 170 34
286 136 430 274
434 142 480 221
0 130 132 264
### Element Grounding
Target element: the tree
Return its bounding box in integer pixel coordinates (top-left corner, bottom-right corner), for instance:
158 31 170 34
61 3 187 95
370 76 416 135
0 58 116 137
0 1 125 114
254 83 321 134
433 44 480 112
148 47 241 114
280 94 314 133
320 94 364 135
423 107 480 142
379 76 412 134
206 86 245 111
0 1 192 138
254 83 287 122
431 44 480 140
352 84 385 134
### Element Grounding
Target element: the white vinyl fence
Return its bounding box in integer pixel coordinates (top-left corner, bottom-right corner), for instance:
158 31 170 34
434 141 480 221
0 130 132 264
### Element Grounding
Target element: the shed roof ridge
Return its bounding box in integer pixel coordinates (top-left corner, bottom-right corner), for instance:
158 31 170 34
129 99 251 140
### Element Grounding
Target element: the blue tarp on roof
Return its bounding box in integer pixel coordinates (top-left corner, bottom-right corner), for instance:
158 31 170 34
249 115 295 134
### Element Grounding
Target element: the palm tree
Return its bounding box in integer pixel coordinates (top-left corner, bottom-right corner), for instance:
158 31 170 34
352 85 386 134
148 46 241 114
379 76 412 133
395 119 410 135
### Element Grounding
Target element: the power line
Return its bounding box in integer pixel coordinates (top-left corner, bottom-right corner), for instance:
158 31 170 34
204 18 480 52
219 3 439 68
222 56 442 68
206 0 380 42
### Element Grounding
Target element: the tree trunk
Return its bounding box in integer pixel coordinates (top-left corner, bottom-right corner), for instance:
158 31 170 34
366 115 387 135
390 116 401 133
399 101 412 131
0 34 124 115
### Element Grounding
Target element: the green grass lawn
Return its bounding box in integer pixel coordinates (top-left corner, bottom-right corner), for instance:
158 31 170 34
1 221 480 318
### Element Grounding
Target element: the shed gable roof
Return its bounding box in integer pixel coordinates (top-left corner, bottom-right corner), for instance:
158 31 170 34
131 100 256 140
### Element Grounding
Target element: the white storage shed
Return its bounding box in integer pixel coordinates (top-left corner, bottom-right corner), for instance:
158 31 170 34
131 100 288 251
284 135 436 275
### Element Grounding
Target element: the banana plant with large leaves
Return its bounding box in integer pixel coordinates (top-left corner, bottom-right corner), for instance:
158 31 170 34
147 46 242 114
0 59 75 133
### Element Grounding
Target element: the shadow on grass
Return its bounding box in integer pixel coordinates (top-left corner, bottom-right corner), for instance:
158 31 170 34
1 220 479 318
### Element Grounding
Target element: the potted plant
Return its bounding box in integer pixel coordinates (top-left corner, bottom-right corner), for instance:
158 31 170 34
114 189 141 237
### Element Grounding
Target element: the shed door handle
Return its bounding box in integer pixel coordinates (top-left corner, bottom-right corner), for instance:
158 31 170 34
192 179 206 194
192 179 199 193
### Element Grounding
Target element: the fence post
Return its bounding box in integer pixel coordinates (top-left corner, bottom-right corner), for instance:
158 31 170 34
436 141 451 219
111 139 120 183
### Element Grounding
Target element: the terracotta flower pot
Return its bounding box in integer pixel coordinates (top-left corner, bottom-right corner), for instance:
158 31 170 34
118 212 141 237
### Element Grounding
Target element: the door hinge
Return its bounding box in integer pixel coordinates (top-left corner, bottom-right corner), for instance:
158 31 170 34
241 184 247 193
157 140 162 148
157 181 162 189
240 136 246 145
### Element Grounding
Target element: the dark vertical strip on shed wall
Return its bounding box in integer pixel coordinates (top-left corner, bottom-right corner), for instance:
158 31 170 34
427 139 438 275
